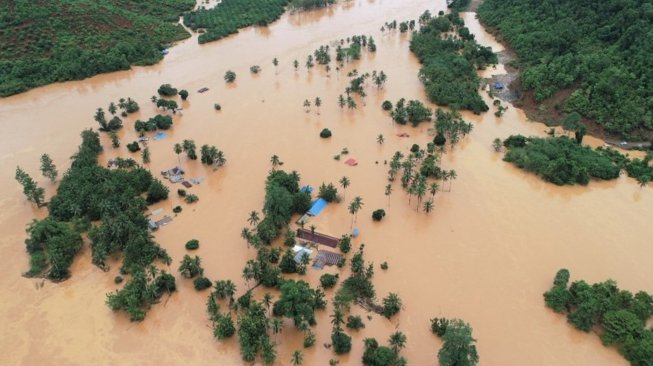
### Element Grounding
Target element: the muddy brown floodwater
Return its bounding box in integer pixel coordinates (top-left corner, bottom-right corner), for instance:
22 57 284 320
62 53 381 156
0 1 651 365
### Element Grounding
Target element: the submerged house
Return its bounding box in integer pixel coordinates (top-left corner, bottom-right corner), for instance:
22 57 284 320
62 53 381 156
296 228 340 248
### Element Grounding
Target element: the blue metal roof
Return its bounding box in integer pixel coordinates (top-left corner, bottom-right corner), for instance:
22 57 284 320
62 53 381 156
307 198 328 216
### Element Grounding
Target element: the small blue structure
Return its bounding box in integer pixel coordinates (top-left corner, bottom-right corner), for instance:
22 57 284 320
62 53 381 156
153 132 168 140
307 198 328 216
352 228 360 237
494 82 504 90
160 49 169 55
300 185 314 193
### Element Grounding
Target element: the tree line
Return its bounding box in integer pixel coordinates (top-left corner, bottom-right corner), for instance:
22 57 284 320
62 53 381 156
0 0 195 96
478 0 653 139
410 12 497 114
544 269 653 365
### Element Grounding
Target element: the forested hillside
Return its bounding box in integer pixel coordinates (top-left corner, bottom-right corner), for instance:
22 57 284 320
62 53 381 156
0 0 195 97
478 0 653 139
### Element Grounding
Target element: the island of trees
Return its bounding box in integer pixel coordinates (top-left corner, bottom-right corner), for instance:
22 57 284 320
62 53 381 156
410 11 497 114
544 269 653 365
0 0 195 96
478 0 653 139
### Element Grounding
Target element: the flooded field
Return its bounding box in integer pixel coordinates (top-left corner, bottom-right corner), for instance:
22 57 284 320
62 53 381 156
1 1 651 365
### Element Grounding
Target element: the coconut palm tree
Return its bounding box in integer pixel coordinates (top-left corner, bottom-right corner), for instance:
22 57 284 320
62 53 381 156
339 176 350 201
429 182 440 198
303 99 311 113
270 155 281 169
330 309 345 332
389 331 407 354
271 317 283 337
291 350 303 366
108 102 117 115
293 59 299 70
174 143 183 166
273 57 279 74
348 196 363 228
309 224 317 244
385 184 393 206
315 97 322 115
248 211 260 226
447 169 457 192
263 293 273 314
347 96 357 110
338 94 346 109
423 200 434 214
241 227 253 247
377 134 385 145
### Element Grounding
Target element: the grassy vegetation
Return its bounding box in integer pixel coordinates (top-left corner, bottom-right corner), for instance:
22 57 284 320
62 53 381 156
478 0 653 138
544 269 653 366
0 0 195 96
410 12 497 114
183 0 290 44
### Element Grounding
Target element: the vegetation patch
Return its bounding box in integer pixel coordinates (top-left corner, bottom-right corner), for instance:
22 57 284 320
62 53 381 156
0 0 195 96
478 0 653 138
410 12 497 113
544 269 653 365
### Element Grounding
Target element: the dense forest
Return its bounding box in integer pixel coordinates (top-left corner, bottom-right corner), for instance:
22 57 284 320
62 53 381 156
0 0 194 96
478 0 653 139
544 269 653 365
183 0 290 44
410 12 497 114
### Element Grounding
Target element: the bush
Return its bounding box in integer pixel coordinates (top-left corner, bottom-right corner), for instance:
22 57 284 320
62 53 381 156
320 273 339 289
179 90 189 100
194 276 212 291
382 293 401 318
382 100 393 111
177 189 187 197
224 70 236 83
214 103 222 111
372 209 386 221
185 239 199 250
339 235 351 253
173 206 182 214
320 128 332 138
250 65 261 74
410 144 420 153
146 179 169 204
126 142 141 153
380 262 388 270
318 182 338 202
346 315 365 330
114 276 124 284
331 330 352 354
185 194 199 203
158 84 178 96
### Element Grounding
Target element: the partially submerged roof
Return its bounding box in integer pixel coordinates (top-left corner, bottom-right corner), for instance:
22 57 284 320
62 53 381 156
296 228 340 248
307 198 328 216
345 158 358 166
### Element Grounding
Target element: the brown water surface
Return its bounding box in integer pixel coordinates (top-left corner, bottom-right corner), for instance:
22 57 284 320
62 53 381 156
1 2 651 365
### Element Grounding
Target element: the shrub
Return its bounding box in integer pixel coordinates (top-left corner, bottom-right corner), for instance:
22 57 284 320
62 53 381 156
126 142 141 152
179 90 189 100
185 239 199 250
146 179 169 204
185 194 199 203
380 262 388 270
250 65 261 74
320 128 332 138
410 144 420 153
382 100 393 111
318 182 338 202
320 273 339 289
331 330 352 354
382 293 401 318
177 189 187 197
372 209 386 221
173 206 182 214
346 315 365 330
224 70 236 83
214 103 222 111
114 276 124 284
158 84 178 96
194 276 212 291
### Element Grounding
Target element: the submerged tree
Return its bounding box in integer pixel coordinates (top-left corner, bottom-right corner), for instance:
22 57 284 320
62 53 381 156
15 167 45 207
40 154 58 182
